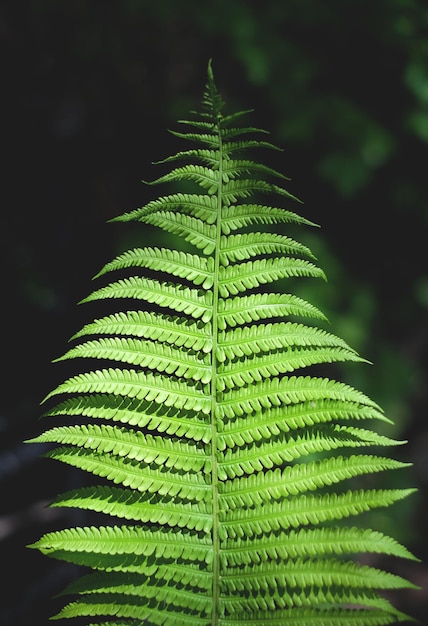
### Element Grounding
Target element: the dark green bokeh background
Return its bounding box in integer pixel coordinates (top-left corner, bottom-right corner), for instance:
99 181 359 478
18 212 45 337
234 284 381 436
1 1 427 623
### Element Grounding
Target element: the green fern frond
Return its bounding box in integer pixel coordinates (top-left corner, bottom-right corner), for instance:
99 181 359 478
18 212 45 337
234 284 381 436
72 310 212 351
216 322 358 358
46 446 210 500
217 293 327 328
219 231 315 263
51 486 213 532
44 395 211 441
221 489 415 539
221 455 411 505
222 526 417 565
221 203 317 233
31 423 210 472
56 336 212 382
29 61 417 625
95 247 215 289
143 211 217 253
44 368 211 413
113 193 218 224
81 276 214 321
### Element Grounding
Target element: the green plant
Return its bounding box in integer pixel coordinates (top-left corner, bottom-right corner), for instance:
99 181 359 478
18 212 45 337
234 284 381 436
28 62 418 625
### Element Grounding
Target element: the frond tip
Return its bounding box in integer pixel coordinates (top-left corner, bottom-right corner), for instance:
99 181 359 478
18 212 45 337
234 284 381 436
29 60 418 625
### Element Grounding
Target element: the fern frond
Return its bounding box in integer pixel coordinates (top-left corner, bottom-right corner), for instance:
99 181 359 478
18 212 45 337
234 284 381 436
61 569 211 598
143 211 217 253
217 293 327 328
222 588 402 615
216 322 357 360
168 129 220 147
220 158 290 182
156 148 220 168
55 598 212 625
44 368 211 413
81 277 213 321
218 257 326 296
147 164 220 192
44 394 211 441
221 178 298 204
52 486 213 533
45 446 210 500
56 336 212 383
222 557 417 591
30 423 210 473
218 403 391 454
222 138 285 155
31 524 213 563
95 247 215 289
113 193 218 224
217 375 380 420
219 232 315 263
220 346 365 389
30 61 416 625
72 310 212 352
222 526 418 566
218 426 403 479
221 609 414 626
221 455 411 506
221 203 317 233
222 489 415 538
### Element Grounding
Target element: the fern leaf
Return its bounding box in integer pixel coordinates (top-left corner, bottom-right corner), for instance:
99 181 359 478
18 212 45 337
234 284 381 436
168 129 220 147
218 425 403 479
157 148 221 168
148 164 220 192
81 277 213 321
217 375 380 420
30 61 417 624
45 446 210 500
221 455 411 506
221 489 415 539
44 368 210 413
222 557 417 591
56 336 212 383
52 486 213 533
218 346 365 390
222 138 285 155
222 590 404 618
218 404 390 453
72 310 212 352
95 247 215 289
114 193 218 224
144 211 217 253
218 257 326 296
220 158 290 182
217 293 327 328
220 609 414 625
30 423 210 472
221 203 317 234
222 526 418 566
219 231 315 264
216 321 357 361
31 525 212 563
44 394 211 442
221 178 297 204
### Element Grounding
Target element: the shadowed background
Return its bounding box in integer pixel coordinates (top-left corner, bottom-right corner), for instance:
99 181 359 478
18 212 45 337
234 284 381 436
1 0 427 623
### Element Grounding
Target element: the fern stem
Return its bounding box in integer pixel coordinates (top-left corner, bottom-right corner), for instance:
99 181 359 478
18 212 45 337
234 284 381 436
210 116 224 626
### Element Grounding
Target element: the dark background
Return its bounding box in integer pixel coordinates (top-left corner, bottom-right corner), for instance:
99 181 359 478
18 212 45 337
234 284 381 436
1 1 427 623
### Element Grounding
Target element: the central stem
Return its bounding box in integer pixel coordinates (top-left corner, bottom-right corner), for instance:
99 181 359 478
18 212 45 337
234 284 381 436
210 117 224 625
